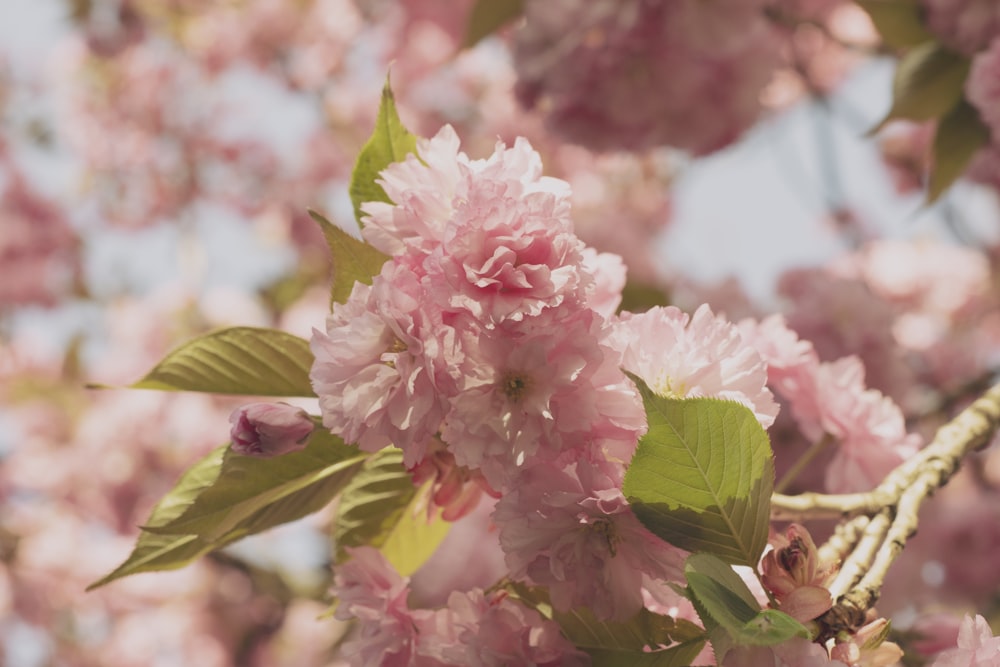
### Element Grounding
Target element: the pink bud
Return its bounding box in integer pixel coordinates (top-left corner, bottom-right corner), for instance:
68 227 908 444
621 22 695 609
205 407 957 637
228 402 315 457
761 523 837 622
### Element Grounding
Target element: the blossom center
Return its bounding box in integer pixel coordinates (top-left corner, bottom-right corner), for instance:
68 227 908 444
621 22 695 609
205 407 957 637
382 336 407 368
590 517 620 557
500 370 533 403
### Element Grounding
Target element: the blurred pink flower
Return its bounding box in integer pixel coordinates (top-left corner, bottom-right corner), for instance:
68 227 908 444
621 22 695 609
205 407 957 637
921 0 1000 54
440 589 586 667
968 37 1000 140
513 0 781 154
494 458 685 620
931 614 1000 666
0 174 79 309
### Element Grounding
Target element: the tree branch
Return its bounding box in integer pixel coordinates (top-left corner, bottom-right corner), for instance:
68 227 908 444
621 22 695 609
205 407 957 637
769 381 1000 639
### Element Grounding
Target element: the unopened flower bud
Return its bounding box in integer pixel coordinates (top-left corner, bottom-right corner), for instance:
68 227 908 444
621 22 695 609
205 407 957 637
229 402 315 457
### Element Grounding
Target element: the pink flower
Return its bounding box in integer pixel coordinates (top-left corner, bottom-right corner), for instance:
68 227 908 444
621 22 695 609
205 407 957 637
513 0 781 154
228 402 314 457
812 357 921 493
440 589 586 667
741 315 919 493
931 615 1000 666
422 169 588 325
408 440 497 522
921 0 1000 54
494 458 685 620
830 618 904 667
331 546 440 666
613 304 779 428
580 248 627 318
361 125 570 259
310 262 458 466
968 37 1000 141
441 308 644 490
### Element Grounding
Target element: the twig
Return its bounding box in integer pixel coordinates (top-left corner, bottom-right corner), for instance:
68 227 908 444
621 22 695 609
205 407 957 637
774 382 1000 639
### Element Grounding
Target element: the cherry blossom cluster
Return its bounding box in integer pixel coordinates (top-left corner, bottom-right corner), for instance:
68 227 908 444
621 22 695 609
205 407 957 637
330 546 585 666
309 126 781 637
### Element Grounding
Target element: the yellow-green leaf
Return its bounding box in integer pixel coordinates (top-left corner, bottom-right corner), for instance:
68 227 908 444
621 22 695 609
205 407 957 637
307 209 389 308
622 381 774 567
97 327 315 397
878 42 969 128
89 431 367 589
854 0 934 50
463 0 524 48
332 448 450 576
144 430 366 539
927 98 991 203
507 583 706 666
348 77 419 226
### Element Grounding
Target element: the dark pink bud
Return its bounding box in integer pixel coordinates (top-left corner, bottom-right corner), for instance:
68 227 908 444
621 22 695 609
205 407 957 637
229 402 315 457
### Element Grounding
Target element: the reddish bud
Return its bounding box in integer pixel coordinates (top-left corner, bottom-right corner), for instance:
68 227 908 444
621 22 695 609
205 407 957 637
229 402 314 457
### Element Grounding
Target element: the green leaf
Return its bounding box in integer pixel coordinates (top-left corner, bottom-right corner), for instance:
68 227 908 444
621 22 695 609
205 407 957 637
332 448 450 576
737 609 812 647
348 77 419 226
463 0 524 48
684 554 810 649
143 429 367 540
622 383 774 567
927 98 991 203
95 327 316 397
307 209 389 308
87 445 226 590
506 583 706 666
89 431 367 590
684 553 761 632
877 42 969 128
854 0 934 50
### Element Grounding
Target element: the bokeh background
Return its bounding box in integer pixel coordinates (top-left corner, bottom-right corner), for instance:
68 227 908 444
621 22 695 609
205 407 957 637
4 0 1000 664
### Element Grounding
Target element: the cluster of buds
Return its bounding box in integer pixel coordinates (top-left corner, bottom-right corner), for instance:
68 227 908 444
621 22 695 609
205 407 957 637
761 524 903 665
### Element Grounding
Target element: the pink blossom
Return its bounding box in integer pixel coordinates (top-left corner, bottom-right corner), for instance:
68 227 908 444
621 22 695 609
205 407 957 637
513 0 782 154
830 617 904 667
613 304 779 428
331 546 438 666
969 37 1000 141
310 262 458 466
422 170 588 325
362 125 571 259
837 239 989 318
440 589 586 667
777 267 913 404
741 316 919 493
0 173 80 308
494 458 685 620
812 356 921 493
580 248 627 318
931 614 1000 666
408 440 497 522
228 402 314 457
441 308 644 490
